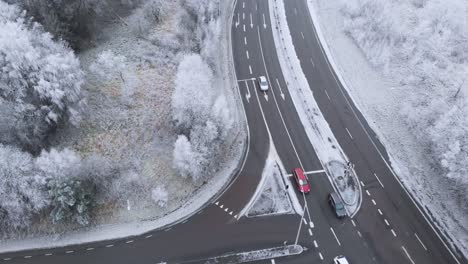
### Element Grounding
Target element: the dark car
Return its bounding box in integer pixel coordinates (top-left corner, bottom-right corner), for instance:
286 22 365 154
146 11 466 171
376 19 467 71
328 192 347 218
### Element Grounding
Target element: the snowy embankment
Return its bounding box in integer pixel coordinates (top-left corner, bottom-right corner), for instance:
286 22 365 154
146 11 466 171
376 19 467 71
307 0 468 258
269 0 362 216
244 139 300 218
202 245 303 263
0 0 247 253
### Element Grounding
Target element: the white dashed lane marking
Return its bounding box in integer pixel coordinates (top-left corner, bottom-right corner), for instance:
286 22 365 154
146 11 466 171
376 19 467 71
86 248 95 251
415 233 428 251
384 219 390 226
372 199 376 205
366 190 371 196
378 209 383 215
391 229 397 237
65 250 74 254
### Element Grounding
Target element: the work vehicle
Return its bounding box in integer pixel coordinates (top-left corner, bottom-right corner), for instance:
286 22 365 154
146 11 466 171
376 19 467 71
328 192 347 218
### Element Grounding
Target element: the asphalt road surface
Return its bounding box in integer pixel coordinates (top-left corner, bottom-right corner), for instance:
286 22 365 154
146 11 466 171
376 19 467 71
0 0 465 263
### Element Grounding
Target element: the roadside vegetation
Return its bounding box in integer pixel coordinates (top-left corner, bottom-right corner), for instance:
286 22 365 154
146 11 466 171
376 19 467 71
0 0 241 238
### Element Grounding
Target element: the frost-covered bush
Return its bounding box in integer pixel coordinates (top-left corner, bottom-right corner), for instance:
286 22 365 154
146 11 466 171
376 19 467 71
341 0 468 184
172 54 232 181
48 178 95 226
0 1 84 153
151 186 168 207
90 50 139 104
0 144 49 230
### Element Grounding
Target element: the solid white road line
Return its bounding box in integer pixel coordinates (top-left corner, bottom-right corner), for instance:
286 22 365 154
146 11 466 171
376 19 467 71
246 50 249 59
345 127 353 139
249 65 252 74
330 227 341 246
402 246 416 264
391 229 397 237
374 173 385 188
415 233 428 251
324 90 331 100
304 169 325 175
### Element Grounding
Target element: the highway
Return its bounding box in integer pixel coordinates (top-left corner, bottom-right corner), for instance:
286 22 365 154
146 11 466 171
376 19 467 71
0 0 465 263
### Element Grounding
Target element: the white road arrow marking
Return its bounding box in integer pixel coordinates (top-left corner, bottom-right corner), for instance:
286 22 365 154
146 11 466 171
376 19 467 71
250 13 253 28
245 80 251 102
275 78 285 100
264 92 268 101
262 14 267 29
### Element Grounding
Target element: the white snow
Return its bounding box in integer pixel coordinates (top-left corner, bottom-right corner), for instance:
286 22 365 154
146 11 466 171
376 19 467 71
307 0 468 258
269 0 362 217
246 140 298 217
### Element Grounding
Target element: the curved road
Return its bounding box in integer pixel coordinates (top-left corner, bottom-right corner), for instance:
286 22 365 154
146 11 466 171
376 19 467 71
0 0 465 263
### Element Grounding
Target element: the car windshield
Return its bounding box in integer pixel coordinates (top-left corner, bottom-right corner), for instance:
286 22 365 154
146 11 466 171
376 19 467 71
335 202 344 210
261 80 267 85
299 179 307 186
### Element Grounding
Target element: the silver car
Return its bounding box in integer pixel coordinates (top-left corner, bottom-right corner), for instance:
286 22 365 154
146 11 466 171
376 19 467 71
259 76 268 91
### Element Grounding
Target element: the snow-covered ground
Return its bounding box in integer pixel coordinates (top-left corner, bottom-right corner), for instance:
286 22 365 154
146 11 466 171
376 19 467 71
246 141 297 217
0 0 247 252
307 0 468 258
201 245 303 263
269 0 361 217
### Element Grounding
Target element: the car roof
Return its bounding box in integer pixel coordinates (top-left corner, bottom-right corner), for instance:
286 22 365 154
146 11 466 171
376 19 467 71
330 192 343 202
294 168 306 180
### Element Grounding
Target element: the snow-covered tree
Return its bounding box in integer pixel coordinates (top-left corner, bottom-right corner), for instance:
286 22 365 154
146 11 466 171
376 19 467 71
172 54 215 129
151 185 168 207
0 1 84 153
0 144 49 230
429 99 468 185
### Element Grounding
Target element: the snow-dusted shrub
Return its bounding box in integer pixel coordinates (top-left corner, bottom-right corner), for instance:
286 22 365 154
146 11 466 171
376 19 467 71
172 53 232 181
0 1 84 153
151 186 168 207
429 98 468 185
0 144 49 230
48 178 95 226
341 0 468 184
90 50 139 104
172 54 216 129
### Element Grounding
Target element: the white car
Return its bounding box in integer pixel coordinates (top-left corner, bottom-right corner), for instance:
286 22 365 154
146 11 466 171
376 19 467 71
334 255 349 264
259 76 268 91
